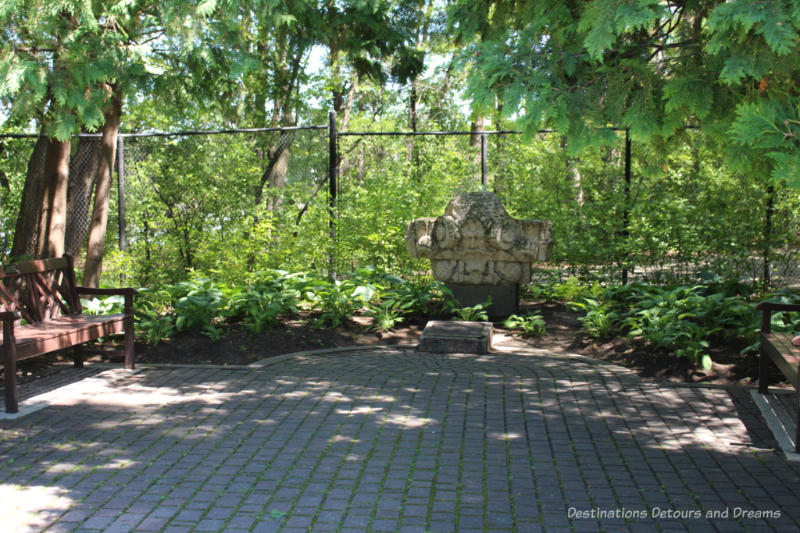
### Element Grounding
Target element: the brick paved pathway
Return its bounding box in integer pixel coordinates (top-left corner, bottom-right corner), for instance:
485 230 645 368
1 347 799 532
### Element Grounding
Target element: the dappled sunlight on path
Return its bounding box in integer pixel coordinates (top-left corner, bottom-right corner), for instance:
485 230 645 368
0 347 798 531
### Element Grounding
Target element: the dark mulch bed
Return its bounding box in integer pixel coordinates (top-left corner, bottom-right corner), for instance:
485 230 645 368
135 313 429 366
7 302 791 388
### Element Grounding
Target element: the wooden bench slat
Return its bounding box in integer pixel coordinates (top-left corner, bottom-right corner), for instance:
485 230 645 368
762 333 799 386
758 306 800 453
3 315 126 361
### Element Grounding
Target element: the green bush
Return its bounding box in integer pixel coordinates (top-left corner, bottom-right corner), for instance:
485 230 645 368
566 281 768 370
365 301 408 331
568 298 619 339
228 271 302 333
503 313 547 337
168 276 228 339
444 296 491 322
308 278 376 328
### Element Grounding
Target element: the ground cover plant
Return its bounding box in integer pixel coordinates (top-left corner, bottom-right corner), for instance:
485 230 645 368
64 270 799 388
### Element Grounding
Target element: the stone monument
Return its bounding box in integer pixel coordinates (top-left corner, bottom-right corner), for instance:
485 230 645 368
406 191 553 318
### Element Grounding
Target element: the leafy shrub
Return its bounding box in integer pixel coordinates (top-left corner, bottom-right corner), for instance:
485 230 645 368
169 276 228 339
526 277 597 303
228 271 301 333
552 277 591 302
568 298 619 339
81 295 125 315
380 278 441 316
565 282 767 370
445 296 491 322
309 278 376 328
359 275 444 331
365 301 408 331
136 307 177 345
503 313 547 337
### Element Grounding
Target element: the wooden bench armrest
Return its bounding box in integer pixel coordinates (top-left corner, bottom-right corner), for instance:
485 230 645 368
0 311 19 322
757 301 800 333
756 302 800 312
76 287 138 297
76 287 136 315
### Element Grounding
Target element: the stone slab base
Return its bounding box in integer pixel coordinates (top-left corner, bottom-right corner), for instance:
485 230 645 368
418 320 493 354
446 283 519 319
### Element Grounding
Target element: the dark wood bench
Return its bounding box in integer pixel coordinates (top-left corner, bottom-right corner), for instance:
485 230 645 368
757 301 800 453
1 255 136 413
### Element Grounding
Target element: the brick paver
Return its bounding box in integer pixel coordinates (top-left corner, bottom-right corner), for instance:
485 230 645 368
1 347 799 532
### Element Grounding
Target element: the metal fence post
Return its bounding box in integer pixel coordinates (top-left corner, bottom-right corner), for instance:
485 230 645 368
621 128 631 285
117 135 126 252
764 184 774 287
481 133 488 188
328 111 338 278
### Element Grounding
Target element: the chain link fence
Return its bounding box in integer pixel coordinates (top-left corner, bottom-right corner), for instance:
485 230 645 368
2 123 799 287
114 127 329 284
0 134 102 259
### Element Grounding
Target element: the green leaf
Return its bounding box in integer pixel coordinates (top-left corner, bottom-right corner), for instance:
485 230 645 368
759 4 795 55
719 54 758 85
701 354 713 371
197 0 217 17
49 115 77 141
352 285 375 302
579 4 615 62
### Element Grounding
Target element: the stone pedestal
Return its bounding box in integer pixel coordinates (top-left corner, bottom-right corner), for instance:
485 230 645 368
418 320 493 354
406 191 553 319
446 283 519 319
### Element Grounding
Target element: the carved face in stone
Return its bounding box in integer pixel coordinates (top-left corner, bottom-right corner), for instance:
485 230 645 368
494 221 518 251
434 216 459 249
460 220 485 250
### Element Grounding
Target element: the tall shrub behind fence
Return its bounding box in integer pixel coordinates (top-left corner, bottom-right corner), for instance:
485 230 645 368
114 128 329 285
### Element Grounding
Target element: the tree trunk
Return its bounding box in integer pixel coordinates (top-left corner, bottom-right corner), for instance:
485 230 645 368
469 116 485 182
336 74 358 177
83 90 122 287
405 80 422 179
42 137 72 258
255 132 293 211
563 136 584 207
65 135 100 257
492 105 506 196
10 135 48 259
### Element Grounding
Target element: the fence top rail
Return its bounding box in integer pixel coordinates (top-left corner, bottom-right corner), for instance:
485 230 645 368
338 129 532 136
2 125 642 140
120 125 328 137
1 128 529 140
337 126 636 136
0 125 328 140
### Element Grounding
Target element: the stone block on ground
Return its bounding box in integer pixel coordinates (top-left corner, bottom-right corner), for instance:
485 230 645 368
417 320 493 354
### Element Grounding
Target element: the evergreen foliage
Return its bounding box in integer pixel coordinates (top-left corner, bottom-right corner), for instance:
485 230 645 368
449 0 800 182
0 0 207 139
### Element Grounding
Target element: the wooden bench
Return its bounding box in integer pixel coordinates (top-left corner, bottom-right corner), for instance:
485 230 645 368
1 255 136 413
757 301 800 453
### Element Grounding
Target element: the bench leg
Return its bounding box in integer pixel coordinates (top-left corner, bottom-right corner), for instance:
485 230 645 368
758 345 770 394
3 326 18 414
74 345 84 368
795 386 800 454
123 315 135 370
